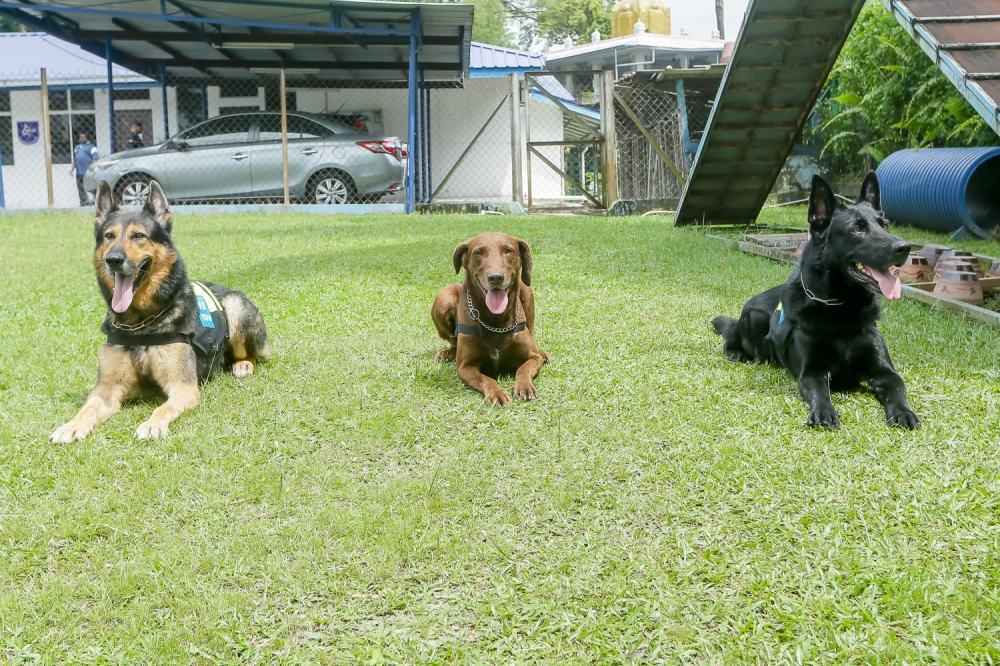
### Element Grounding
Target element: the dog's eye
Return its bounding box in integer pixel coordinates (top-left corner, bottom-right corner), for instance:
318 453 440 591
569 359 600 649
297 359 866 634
474 249 484 256
852 226 863 234
104 232 114 240
132 232 146 241
504 248 513 254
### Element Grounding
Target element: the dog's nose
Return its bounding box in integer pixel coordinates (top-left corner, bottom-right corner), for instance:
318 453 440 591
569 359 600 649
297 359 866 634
891 240 911 262
105 252 125 270
486 271 505 286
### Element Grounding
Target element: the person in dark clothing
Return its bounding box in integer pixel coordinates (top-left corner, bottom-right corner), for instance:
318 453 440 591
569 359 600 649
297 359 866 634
70 132 99 206
126 120 144 150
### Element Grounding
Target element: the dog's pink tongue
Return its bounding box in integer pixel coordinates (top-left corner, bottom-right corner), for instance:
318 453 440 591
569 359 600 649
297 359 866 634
867 266 901 300
485 288 508 314
111 272 135 313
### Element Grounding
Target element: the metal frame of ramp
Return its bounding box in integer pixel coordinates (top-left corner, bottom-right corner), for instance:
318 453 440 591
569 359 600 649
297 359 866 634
881 0 1000 136
674 0 867 226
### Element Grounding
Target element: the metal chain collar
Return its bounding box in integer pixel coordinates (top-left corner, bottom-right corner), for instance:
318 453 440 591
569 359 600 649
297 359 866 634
800 271 843 306
467 290 522 334
107 305 169 331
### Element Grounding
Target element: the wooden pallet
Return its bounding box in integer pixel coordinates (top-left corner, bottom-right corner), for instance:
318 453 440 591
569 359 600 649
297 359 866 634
707 233 1000 329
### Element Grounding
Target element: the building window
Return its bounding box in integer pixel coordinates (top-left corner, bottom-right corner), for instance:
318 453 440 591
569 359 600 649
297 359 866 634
219 81 258 99
264 84 296 112
176 86 206 132
49 89 96 164
0 91 12 166
113 88 151 101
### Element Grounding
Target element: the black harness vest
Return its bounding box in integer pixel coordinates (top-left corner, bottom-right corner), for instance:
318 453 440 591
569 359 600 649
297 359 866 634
106 281 228 381
764 300 794 369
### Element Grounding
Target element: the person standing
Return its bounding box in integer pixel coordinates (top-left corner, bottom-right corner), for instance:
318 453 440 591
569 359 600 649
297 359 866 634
70 132 99 206
126 120 144 150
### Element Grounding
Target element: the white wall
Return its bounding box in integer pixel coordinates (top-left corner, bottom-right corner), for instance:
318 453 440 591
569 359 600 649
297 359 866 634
1 79 564 208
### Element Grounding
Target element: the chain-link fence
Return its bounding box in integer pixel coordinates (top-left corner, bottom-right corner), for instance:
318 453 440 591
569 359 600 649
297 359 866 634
1 69 533 210
524 71 609 213
612 71 719 211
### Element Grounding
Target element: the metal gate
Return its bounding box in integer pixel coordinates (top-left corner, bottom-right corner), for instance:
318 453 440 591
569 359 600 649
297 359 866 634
522 71 617 213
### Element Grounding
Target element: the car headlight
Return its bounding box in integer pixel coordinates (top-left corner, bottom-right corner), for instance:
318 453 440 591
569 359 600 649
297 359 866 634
92 159 122 171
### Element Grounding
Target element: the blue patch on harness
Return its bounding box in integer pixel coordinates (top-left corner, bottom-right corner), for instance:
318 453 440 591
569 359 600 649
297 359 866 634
196 295 215 329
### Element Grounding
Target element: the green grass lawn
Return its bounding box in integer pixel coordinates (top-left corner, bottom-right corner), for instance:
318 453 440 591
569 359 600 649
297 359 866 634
1 209 999 664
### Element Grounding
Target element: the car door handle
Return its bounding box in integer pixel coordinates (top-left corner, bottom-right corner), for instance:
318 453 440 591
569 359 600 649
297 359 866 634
300 148 318 156
232 153 249 161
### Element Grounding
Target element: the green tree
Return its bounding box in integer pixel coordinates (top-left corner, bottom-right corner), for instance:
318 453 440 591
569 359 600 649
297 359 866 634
0 16 23 31
812 3 997 179
469 0 512 47
536 0 611 45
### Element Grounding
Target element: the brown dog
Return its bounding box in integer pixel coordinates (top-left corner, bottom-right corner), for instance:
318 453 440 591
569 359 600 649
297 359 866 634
432 232 549 406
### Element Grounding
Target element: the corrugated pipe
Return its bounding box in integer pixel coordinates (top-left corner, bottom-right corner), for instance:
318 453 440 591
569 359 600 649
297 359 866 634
876 147 1000 240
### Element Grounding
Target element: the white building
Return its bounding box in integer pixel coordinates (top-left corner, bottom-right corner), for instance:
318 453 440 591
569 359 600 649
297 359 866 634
0 33 549 208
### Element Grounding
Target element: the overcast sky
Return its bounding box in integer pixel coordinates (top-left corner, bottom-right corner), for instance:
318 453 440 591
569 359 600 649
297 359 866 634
669 0 752 42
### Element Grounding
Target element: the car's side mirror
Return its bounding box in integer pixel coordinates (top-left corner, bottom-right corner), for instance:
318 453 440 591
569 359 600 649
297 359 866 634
168 139 189 151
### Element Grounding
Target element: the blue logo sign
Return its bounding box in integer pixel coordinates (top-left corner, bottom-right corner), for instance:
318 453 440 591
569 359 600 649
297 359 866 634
17 121 39 145
196 295 216 329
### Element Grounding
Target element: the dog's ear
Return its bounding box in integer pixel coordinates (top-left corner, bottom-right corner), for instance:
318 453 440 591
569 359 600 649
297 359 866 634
94 180 118 227
452 241 470 274
517 238 533 286
143 180 173 233
857 171 881 211
807 175 837 233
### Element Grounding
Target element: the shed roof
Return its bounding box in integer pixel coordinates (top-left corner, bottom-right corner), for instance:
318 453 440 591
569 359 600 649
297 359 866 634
0 0 474 88
0 32 152 87
469 42 544 77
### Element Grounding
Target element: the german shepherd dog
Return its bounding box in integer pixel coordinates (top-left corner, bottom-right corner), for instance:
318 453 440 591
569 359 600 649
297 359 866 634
712 172 919 430
50 180 269 443
432 232 550 406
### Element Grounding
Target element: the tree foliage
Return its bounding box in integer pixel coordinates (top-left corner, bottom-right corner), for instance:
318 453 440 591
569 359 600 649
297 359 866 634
0 17 23 31
469 0 513 47
502 0 611 49
810 3 997 179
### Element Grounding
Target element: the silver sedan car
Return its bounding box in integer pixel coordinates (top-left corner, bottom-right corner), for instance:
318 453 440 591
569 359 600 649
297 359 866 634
85 111 404 205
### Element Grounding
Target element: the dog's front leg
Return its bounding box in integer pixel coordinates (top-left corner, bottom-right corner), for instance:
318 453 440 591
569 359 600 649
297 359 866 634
457 362 510 406
136 344 201 440
51 346 136 444
868 369 919 429
798 373 840 429
513 353 546 401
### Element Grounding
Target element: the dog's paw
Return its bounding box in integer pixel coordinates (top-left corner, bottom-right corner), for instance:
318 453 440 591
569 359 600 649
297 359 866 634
887 408 920 430
232 360 254 378
136 419 170 440
50 421 92 444
806 407 840 430
435 348 456 363
540 351 552 364
485 387 511 407
513 381 538 401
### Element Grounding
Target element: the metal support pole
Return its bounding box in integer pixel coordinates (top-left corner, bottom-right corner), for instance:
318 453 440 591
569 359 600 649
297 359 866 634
40 68 54 207
405 10 419 213
105 33 116 154
160 60 169 140
524 73 532 211
416 72 423 202
600 70 618 211
676 78 693 171
509 72 522 205
280 69 290 205
421 73 430 202
426 83 432 203
0 140 6 209
201 81 208 121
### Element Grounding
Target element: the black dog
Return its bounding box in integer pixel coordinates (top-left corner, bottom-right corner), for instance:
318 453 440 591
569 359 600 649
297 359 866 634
712 172 919 430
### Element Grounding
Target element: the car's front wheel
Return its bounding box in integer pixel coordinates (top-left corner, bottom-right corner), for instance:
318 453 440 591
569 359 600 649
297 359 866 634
308 171 356 205
116 174 152 206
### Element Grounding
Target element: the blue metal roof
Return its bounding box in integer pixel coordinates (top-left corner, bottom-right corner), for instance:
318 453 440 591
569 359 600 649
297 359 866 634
0 32 150 87
469 42 544 77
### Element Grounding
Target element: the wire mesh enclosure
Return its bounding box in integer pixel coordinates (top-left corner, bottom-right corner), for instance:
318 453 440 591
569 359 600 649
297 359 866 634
523 71 612 213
